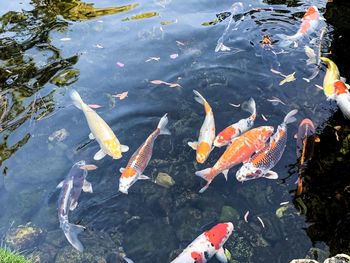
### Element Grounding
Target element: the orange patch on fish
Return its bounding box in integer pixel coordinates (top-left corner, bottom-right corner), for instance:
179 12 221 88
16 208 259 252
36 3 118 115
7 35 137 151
300 21 311 34
334 80 348 95
304 6 318 19
196 141 211 163
191 251 203 263
218 127 236 142
204 223 228 250
121 167 137 178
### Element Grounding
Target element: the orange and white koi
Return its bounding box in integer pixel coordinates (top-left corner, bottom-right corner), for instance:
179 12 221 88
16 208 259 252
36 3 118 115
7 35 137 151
236 110 298 182
188 90 215 164
70 90 129 160
171 222 233 263
195 126 274 193
119 114 170 194
214 98 256 148
277 6 321 48
332 80 350 119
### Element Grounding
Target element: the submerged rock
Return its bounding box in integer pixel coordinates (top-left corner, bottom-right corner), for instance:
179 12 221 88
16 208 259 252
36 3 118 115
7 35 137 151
219 206 240 222
155 172 175 188
6 222 45 251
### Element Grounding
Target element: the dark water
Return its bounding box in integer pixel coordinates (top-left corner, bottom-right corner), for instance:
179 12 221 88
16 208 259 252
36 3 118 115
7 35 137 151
1 0 347 262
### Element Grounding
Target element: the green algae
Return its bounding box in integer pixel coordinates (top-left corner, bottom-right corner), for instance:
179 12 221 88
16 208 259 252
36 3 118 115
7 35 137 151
0 248 31 263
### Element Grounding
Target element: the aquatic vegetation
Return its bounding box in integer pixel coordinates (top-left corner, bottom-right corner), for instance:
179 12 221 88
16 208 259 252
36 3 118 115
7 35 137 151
0 248 31 263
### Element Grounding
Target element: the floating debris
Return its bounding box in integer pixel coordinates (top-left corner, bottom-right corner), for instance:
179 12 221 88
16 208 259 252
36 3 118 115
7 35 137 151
150 80 181 88
80 164 98 170
176 40 185 46
122 11 159 21
280 201 289 206
257 216 265 228
112 91 128 100
267 96 286 105
229 103 240 108
170 53 178 59
160 19 177 25
244 210 249 222
116 62 125 68
145 57 160 62
88 104 102 109
60 37 71 41
280 72 296 86
261 114 268 121
48 128 69 142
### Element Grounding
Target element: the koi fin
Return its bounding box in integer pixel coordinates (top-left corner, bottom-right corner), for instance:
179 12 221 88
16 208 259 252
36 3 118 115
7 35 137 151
120 145 129 153
216 247 228 263
241 97 256 117
188 141 198 150
63 222 85 252
138 174 150 180
222 169 229 181
276 33 301 48
283 109 298 125
123 257 135 263
83 180 93 193
157 113 171 135
89 133 95 140
340 77 347 83
94 149 106 160
120 167 125 173
195 168 212 182
263 171 278 179
294 133 298 139
70 201 78 211
193 90 207 105
199 183 210 193
70 89 84 110
56 180 64 188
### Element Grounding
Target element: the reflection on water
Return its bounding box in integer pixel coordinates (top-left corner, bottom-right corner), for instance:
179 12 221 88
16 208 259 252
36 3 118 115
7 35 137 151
1 0 349 262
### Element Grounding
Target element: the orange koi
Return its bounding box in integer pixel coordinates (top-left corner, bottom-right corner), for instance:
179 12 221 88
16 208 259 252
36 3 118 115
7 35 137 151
333 80 350 119
119 114 170 194
195 126 274 193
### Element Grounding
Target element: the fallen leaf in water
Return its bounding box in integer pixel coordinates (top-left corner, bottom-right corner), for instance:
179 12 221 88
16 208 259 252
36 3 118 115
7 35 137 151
122 11 159 21
170 53 178 59
160 19 177 25
146 57 160 62
315 84 324 90
88 104 103 109
176 40 185 46
224 249 232 261
261 114 268 121
229 103 240 108
169 83 181 88
150 80 166 85
267 96 286 105
244 211 249 223
280 201 289 206
257 216 265 228
279 72 296 86
112 91 128 100
80 164 98 171
116 62 125 67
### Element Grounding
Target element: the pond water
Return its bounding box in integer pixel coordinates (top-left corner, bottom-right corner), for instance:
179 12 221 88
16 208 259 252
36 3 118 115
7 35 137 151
0 0 343 262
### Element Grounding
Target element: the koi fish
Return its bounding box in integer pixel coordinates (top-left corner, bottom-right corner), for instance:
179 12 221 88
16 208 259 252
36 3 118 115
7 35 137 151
195 126 274 193
214 98 256 148
171 222 234 263
277 6 321 48
57 160 93 252
215 2 244 52
320 57 340 98
332 80 350 119
188 90 215 164
119 114 170 194
295 118 319 165
70 90 129 160
236 110 298 182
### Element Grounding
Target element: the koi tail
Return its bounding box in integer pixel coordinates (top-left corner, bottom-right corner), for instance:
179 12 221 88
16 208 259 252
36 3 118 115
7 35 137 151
70 89 84 110
276 33 302 48
283 109 298 125
241 97 256 118
62 222 86 252
157 113 171 135
195 168 213 193
193 90 207 105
